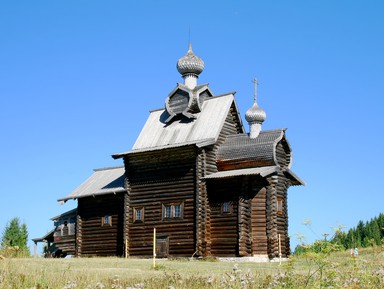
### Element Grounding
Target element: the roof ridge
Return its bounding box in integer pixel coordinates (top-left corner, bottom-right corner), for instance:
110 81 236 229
93 166 124 172
210 91 236 98
260 128 287 134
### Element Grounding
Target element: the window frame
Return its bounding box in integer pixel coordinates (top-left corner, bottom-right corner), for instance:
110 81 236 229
221 201 233 214
277 198 283 215
162 202 184 220
133 207 144 223
101 215 112 226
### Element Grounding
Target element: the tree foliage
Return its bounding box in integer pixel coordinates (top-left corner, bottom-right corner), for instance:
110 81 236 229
1 217 30 256
331 213 384 249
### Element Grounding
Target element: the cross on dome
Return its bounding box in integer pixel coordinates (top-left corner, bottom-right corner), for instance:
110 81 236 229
245 78 266 138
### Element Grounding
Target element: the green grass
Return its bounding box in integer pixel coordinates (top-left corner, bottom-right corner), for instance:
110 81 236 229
0 247 383 288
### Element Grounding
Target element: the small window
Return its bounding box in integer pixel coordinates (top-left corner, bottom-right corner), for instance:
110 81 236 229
277 198 283 215
163 202 183 219
174 204 181 218
222 202 232 214
133 207 144 223
101 215 112 226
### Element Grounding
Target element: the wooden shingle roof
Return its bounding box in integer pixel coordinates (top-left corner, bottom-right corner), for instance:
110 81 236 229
217 129 289 168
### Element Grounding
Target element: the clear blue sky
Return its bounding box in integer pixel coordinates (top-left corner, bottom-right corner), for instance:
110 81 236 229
1 1 383 254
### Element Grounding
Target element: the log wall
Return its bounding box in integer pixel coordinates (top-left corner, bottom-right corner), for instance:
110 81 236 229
238 178 252 256
196 148 211 256
208 178 240 256
54 235 76 255
205 102 244 175
77 193 125 257
126 146 196 257
194 102 242 257
250 178 268 255
275 138 291 169
266 173 290 258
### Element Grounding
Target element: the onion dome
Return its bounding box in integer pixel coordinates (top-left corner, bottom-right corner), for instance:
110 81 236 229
245 78 266 124
245 102 266 124
177 43 205 76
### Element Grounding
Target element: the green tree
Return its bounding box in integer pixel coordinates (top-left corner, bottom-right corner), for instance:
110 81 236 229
377 213 384 239
1 217 30 256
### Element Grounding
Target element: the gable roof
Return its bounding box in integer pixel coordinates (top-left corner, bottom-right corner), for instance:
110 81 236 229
58 166 125 201
113 93 244 158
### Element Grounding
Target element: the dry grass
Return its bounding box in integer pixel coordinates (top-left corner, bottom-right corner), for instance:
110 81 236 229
0 248 383 288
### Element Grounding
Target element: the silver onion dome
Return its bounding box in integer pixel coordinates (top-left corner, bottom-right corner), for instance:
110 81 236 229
246 79 266 124
245 102 266 124
177 43 205 76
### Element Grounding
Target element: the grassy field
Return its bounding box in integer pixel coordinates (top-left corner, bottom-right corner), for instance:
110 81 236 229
0 247 383 288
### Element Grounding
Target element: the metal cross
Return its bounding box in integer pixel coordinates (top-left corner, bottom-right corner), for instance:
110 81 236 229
252 78 258 103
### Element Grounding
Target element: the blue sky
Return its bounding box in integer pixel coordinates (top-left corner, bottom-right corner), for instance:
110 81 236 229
1 1 383 253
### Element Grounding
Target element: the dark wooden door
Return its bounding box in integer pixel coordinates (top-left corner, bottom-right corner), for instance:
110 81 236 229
156 236 169 258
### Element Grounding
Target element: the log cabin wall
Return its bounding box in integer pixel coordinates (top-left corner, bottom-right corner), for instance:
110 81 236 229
266 174 277 258
125 146 197 257
196 148 211 256
77 193 125 257
276 172 290 257
197 101 243 256
274 137 291 256
205 102 244 175
123 180 130 257
207 178 240 257
266 173 290 258
238 178 252 256
75 214 82 256
275 137 291 169
249 177 268 256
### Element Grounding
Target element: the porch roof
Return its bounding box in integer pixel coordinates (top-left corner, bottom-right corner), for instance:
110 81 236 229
203 166 278 179
32 229 54 243
203 166 305 186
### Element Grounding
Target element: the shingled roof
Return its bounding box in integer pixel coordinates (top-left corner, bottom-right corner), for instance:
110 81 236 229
217 129 291 169
214 129 305 185
58 166 125 201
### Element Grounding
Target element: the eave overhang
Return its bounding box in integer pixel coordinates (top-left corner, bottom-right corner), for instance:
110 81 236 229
58 166 126 202
203 165 305 186
58 188 126 202
112 138 216 159
32 229 55 243
284 169 306 186
203 166 279 180
50 208 77 221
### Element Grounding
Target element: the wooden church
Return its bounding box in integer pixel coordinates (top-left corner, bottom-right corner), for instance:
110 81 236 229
36 45 304 259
